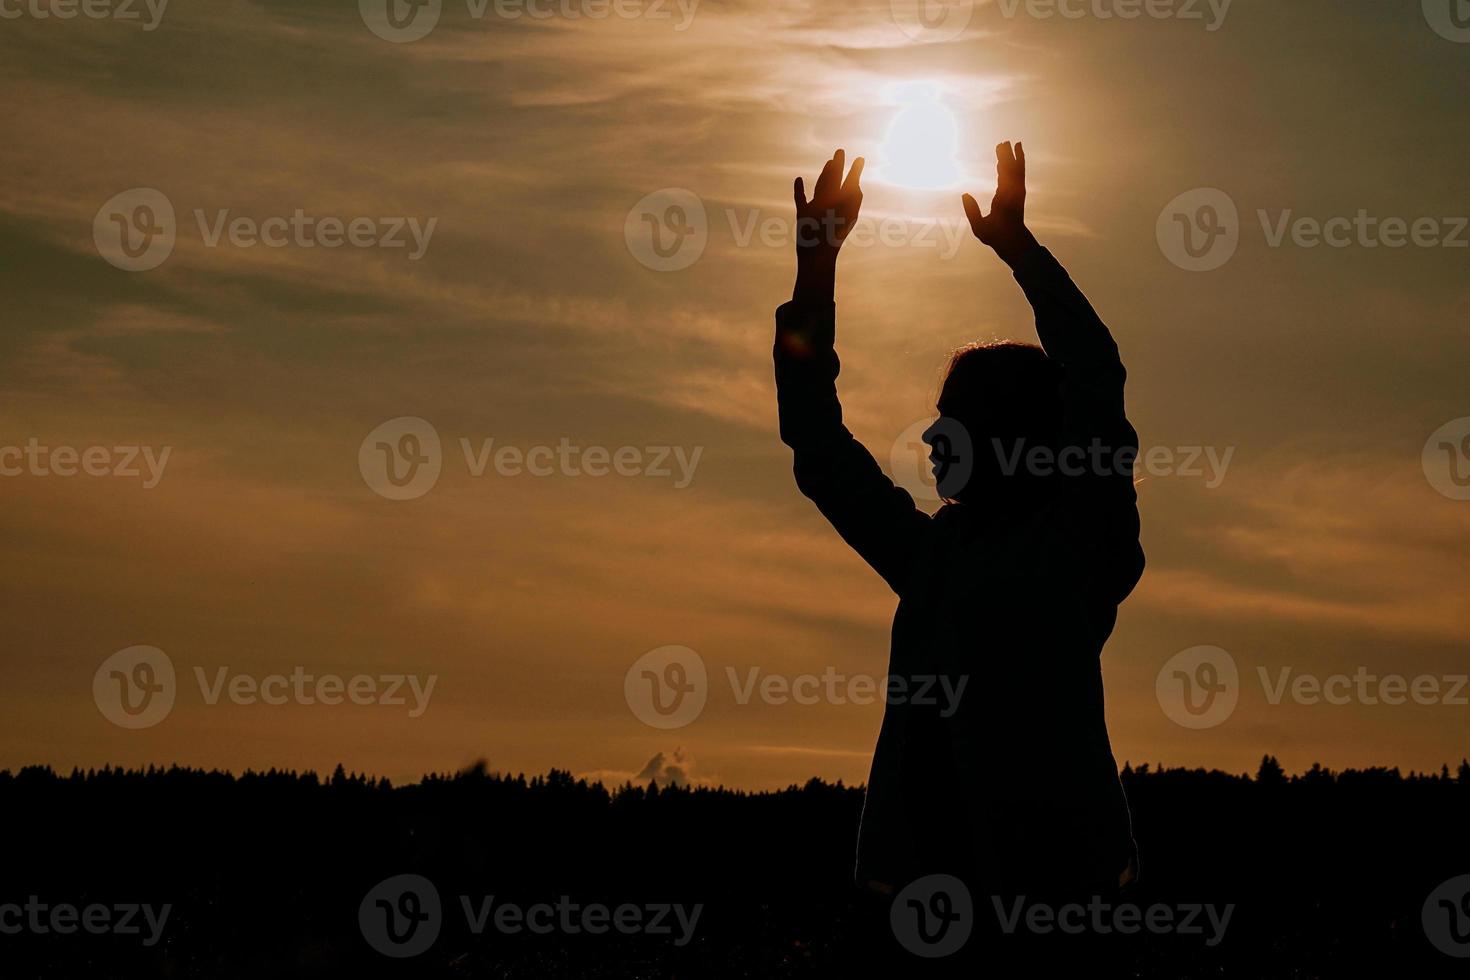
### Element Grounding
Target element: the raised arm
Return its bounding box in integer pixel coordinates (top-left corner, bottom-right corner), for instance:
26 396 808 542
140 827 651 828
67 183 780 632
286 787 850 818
964 142 1128 432
775 149 928 596
964 142 1143 594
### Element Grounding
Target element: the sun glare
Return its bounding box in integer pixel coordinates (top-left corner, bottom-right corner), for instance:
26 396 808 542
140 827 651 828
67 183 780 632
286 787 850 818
876 81 963 191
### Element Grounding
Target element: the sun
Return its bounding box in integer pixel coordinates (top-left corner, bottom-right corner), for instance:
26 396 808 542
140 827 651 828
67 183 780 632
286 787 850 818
875 81 963 191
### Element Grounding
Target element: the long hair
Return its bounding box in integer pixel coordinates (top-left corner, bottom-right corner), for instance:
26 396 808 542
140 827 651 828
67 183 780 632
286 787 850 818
938 342 1064 503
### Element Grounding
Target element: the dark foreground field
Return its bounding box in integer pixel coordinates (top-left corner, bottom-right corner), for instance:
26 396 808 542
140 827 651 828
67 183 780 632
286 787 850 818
4 758 1469 978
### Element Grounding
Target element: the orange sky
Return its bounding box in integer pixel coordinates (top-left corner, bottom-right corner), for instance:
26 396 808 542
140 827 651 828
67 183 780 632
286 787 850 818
2 0 1468 788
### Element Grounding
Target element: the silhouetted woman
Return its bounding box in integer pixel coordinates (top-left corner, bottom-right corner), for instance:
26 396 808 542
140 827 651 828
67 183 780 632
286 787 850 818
774 143 1144 967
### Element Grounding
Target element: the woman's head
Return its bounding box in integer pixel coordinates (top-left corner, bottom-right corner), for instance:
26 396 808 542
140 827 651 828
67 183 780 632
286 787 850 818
922 342 1064 503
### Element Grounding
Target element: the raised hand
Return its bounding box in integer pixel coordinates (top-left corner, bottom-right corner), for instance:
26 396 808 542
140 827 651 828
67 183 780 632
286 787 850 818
963 140 1038 268
794 148 865 267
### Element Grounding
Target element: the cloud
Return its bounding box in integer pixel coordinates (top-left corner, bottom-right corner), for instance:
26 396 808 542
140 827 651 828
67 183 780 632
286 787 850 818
581 748 704 788
1134 456 1470 644
2 0 1466 786
635 747 696 786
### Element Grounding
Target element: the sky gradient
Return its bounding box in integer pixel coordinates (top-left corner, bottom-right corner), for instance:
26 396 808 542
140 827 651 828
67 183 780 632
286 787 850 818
2 0 1468 787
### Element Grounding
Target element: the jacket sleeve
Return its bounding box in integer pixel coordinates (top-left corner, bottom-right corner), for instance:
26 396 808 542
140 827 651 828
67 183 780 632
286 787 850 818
1011 246 1145 600
774 298 929 596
